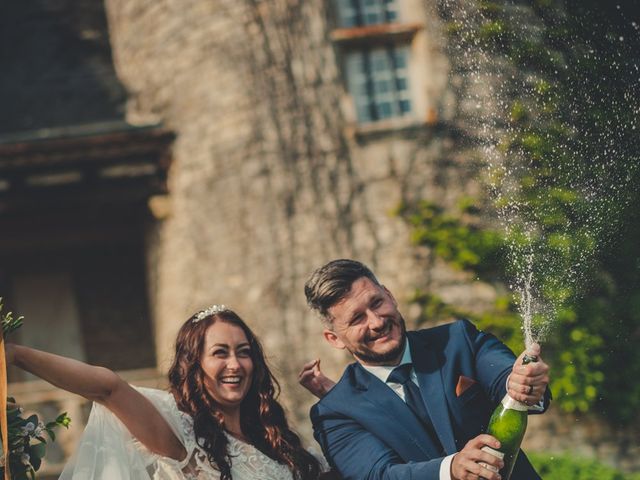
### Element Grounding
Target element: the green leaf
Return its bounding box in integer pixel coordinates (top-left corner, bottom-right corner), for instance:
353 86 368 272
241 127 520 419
30 442 46 459
0 299 24 338
56 412 71 428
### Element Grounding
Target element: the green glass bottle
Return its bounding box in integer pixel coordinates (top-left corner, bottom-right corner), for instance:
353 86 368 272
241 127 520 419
483 354 538 480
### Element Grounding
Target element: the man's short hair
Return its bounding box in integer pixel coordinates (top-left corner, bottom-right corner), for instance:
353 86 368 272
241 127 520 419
304 259 380 323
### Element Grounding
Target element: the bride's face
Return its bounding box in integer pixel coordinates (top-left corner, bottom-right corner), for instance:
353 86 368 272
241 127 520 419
201 321 254 412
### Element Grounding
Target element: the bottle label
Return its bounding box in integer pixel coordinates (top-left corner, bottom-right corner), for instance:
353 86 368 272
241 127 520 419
502 395 528 411
479 446 504 472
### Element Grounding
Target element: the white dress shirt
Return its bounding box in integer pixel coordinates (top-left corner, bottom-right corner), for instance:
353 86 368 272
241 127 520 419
361 339 456 480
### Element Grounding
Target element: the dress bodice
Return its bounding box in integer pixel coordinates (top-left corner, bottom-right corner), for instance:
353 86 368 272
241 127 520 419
60 387 295 480
151 390 294 480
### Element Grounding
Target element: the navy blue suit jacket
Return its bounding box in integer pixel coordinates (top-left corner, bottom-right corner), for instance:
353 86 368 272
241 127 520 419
311 319 551 479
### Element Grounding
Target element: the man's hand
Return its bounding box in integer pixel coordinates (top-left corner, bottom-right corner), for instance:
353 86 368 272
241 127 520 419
451 434 504 480
507 343 550 405
298 359 336 399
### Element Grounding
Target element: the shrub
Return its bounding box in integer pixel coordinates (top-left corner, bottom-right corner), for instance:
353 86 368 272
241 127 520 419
529 452 640 480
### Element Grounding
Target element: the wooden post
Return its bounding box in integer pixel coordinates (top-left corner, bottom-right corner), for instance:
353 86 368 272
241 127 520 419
0 337 10 480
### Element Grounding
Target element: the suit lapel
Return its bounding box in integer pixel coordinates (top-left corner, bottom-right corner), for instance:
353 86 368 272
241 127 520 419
409 332 458 454
351 364 442 459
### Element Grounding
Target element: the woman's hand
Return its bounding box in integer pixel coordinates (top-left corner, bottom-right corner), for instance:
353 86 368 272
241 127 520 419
298 359 336 399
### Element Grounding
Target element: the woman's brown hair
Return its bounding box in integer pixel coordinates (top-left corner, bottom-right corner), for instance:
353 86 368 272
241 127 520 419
168 308 321 479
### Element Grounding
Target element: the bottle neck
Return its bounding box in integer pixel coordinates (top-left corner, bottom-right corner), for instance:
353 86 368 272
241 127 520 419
502 393 529 411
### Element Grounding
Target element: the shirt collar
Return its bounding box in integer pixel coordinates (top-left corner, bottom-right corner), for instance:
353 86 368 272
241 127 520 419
361 337 412 384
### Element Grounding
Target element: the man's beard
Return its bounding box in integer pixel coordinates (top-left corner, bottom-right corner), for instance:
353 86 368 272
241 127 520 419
351 316 407 366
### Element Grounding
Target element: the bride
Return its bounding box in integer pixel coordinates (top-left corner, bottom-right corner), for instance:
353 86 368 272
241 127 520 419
6 305 323 479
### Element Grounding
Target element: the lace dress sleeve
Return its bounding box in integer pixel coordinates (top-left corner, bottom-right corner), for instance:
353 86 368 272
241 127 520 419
137 388 223 479
58 387 211 480
58 391 158 479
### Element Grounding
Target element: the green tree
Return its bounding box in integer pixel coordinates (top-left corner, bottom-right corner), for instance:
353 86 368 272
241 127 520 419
407 0 640 423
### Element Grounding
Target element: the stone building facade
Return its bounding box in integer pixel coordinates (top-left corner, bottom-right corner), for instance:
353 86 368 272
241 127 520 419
97 0 468 415
101 0 494 437
1 0 636 475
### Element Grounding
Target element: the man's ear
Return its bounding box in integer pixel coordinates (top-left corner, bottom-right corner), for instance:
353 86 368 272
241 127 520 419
323 329 346 350
382 285 398 307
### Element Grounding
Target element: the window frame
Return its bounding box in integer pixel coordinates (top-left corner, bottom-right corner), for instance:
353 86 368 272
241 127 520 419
331 0 425 128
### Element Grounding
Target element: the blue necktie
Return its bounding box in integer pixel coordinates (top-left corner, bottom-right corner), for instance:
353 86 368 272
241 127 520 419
388 364 445 454
387 364 430 424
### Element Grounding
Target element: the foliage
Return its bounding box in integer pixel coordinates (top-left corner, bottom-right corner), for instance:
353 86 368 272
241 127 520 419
3 405 70 480
399 201 525 354
0 300 71 479
528 452 640 480
1 308 23 340
400 200 504 274
400 191 639 421
412 0 640 425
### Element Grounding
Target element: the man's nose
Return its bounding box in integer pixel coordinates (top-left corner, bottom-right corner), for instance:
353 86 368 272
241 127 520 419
367 310 386 330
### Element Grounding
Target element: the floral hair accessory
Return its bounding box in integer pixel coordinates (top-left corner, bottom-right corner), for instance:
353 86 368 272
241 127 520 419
193 304 228 323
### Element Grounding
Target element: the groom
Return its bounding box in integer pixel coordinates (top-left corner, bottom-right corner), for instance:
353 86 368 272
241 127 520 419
303 259 551 480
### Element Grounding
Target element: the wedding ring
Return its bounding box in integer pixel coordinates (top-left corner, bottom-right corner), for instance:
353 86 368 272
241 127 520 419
527 384 534 395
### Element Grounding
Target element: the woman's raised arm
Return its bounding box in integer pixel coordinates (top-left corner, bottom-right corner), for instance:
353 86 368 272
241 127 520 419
7 344 186 461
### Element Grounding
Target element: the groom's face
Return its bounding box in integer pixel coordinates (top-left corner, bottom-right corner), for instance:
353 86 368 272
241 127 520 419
323 277 406 366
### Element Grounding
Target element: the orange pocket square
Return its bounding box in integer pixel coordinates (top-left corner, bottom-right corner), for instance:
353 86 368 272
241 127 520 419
456 375 477 397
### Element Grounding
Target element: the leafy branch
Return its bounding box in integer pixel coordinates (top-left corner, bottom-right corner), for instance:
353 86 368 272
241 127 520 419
0 300 71 479
1 300 23 340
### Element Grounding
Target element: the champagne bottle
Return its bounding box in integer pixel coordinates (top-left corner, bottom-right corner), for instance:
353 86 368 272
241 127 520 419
481 353 538 480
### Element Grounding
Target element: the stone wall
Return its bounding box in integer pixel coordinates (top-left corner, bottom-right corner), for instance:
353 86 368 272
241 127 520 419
102 0 489 438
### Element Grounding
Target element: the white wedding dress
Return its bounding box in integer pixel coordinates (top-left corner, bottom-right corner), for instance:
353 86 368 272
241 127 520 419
59 387 295 480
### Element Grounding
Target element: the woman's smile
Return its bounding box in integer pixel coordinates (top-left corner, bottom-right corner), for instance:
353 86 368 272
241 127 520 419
201 321 254 411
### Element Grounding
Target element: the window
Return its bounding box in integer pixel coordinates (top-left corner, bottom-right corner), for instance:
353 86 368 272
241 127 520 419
336 0 399 27
345 46 412 123
333 0 423 125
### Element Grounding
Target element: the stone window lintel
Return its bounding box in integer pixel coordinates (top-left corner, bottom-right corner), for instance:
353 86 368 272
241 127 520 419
330 22 423 48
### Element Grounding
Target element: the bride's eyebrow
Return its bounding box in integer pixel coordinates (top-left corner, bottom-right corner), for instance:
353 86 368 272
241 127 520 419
210 342 251 349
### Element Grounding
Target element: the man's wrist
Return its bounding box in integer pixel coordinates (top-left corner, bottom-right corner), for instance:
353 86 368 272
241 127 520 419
441 453 456 480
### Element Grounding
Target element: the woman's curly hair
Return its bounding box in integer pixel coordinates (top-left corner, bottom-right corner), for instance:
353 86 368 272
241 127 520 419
167 308 321 480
